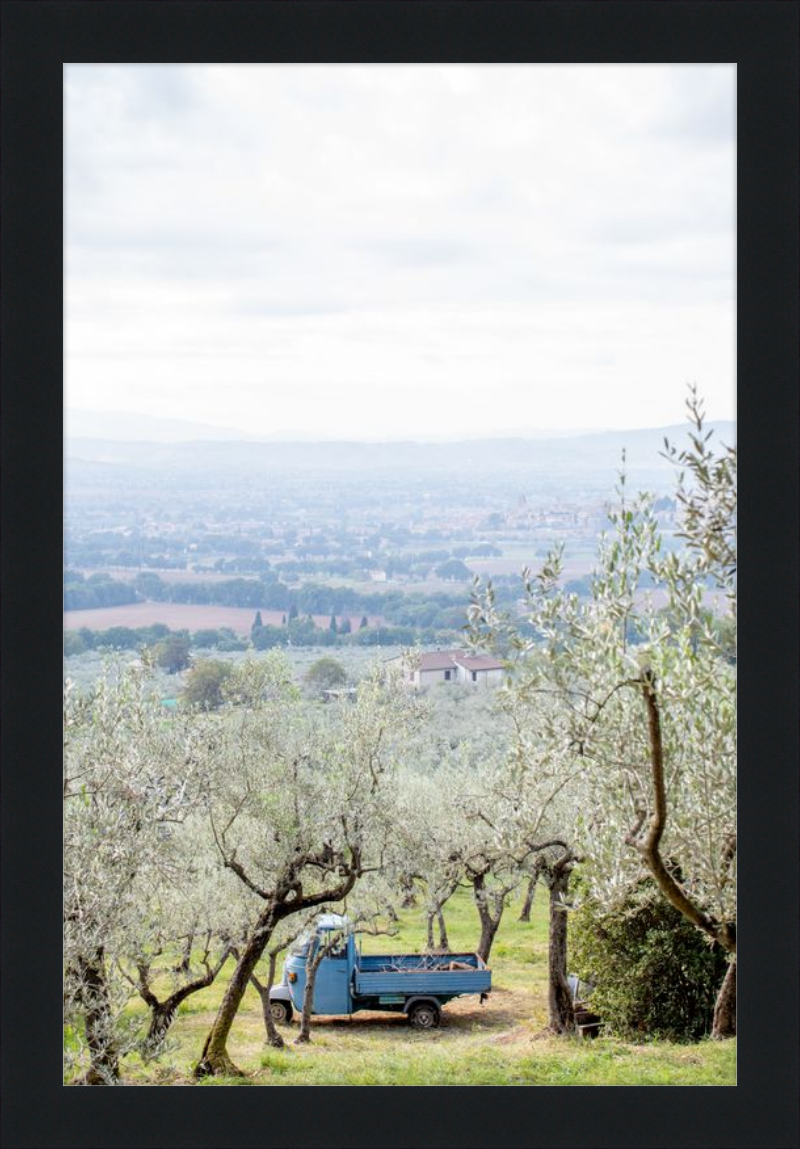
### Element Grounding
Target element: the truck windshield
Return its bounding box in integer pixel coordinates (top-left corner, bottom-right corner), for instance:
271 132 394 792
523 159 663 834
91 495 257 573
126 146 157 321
325 936 348 958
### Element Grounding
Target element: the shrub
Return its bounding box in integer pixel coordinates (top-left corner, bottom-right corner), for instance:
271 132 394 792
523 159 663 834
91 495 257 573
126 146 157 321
193 628 224 649
570 879 728 1041
303 657 347 698
181 659 232 710
153 633 191 673
216 637 248 652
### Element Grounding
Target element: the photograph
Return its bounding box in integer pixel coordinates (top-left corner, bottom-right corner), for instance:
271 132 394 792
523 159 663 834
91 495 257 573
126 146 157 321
62 62 738 1087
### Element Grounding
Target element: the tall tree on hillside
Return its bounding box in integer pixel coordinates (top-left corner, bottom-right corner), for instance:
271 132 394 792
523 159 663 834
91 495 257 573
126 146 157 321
469 399 736 1037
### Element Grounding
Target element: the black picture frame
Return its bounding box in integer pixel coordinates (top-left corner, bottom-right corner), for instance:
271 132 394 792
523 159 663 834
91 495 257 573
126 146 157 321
2 2 798 1147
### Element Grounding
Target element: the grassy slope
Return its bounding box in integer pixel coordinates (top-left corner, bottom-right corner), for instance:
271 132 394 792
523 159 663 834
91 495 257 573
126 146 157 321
117 890 735 1087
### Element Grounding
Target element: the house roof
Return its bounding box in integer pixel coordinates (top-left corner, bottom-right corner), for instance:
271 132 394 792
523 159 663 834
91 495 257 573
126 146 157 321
388 650 505 673
454 654 505 672
418 653 460 671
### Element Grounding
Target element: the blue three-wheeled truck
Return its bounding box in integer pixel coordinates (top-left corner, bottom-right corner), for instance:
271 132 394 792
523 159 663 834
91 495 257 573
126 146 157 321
269 914 492 1030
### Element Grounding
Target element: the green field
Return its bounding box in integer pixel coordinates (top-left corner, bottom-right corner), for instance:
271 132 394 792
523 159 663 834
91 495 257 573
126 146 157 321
107 889 736 1087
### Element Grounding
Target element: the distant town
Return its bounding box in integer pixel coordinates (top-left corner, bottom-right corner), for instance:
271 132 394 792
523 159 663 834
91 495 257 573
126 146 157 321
64 424 731 656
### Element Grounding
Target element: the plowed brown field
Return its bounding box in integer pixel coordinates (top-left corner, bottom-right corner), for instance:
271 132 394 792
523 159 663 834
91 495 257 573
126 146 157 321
64 603 382 636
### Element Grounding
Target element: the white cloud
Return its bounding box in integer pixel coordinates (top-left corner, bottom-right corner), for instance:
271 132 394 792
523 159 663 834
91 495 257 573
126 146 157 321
65 64 735 439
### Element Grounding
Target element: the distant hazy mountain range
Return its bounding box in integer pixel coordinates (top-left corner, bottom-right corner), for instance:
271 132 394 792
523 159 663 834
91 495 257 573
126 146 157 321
65 415 735 482
66 408 615 444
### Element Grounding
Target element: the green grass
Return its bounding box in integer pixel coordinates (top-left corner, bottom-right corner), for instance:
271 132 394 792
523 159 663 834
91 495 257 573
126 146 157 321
101 889 735 1086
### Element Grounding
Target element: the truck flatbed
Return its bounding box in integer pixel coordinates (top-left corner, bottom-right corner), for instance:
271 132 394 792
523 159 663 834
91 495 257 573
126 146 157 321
354 952 490 999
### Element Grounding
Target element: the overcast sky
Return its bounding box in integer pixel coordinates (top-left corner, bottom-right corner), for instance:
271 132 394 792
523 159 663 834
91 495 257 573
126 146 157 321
65 64 735 441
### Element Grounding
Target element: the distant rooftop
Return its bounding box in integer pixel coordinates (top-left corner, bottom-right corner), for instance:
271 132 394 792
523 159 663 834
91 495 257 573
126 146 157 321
388 650 505 673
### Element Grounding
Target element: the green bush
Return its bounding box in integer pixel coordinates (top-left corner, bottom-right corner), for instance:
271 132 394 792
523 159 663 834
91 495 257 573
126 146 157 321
216 637 248 652
303 657 347 698
570 880 728 1041
181 659 232 710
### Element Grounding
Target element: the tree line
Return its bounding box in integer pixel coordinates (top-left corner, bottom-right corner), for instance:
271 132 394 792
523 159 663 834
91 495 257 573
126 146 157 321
65 569 516 632
64 619 451 659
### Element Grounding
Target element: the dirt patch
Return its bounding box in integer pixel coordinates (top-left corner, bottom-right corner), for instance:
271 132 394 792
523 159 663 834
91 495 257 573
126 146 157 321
489 1028 531 1046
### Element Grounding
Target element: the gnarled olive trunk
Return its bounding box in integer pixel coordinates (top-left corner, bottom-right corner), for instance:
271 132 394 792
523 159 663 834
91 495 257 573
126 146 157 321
711 958 736 1039
477 915 500 964
251 953 284 1048
436 909 450 952
425 910 437 952
174 933 194 974
195 847 360 1075
519 874 537 922
425 907 451 952
138 947 231 1058
78 950 120 1085
146 1003 179 1053
195 857 360 1075
545 858 575 1035
195 906 283 1077
472 873 505 964
295 945 329 1045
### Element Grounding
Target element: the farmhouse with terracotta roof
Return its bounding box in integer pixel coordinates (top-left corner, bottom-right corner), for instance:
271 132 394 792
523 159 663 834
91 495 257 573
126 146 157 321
386 649 505 691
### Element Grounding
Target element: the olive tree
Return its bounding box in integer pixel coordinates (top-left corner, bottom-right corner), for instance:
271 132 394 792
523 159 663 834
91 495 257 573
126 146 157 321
64 664 202 1083
393 772 463 953
193 663 422 1076
115 821 250 1057
469 409 736 1037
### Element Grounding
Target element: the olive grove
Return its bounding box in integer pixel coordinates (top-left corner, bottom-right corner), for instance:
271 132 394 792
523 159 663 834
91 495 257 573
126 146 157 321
64 398 736 1083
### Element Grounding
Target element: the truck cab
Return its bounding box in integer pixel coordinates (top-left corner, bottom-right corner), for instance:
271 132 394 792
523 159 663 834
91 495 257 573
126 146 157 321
267 914 350 1024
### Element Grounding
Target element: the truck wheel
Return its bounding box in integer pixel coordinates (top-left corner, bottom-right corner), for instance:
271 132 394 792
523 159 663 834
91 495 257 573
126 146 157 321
270 1001 293 1025
408 1001 440 1030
